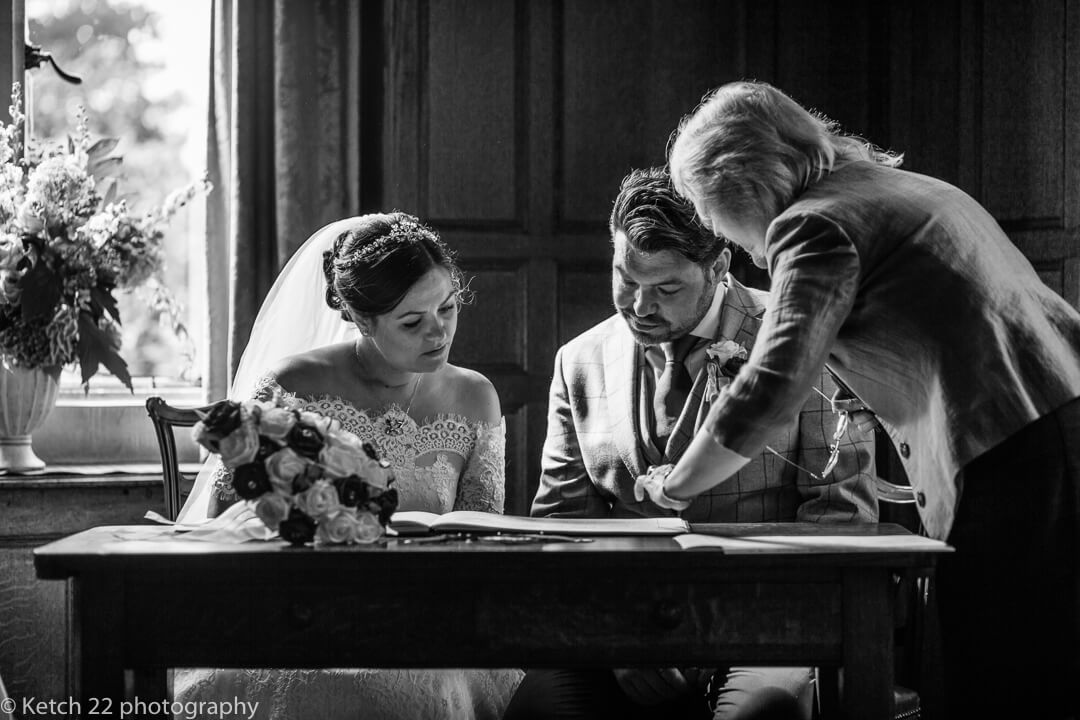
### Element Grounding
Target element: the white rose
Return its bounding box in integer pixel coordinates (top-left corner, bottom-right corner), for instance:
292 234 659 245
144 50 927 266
264 447 309 494
294 479 340 519
258 407 297 441
254 493 291 532
216 419 260 468
319 443 367 479
352 510 384 544
298 410 333 436
315 508 358 545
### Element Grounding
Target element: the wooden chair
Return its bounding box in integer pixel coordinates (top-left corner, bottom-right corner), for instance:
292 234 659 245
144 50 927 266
145 396 217 521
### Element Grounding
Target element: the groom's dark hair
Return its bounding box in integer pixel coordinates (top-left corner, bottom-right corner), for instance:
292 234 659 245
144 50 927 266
609 167 728 265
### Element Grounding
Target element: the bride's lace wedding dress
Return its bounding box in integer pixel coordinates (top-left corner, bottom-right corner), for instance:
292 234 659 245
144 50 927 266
174 378 523 720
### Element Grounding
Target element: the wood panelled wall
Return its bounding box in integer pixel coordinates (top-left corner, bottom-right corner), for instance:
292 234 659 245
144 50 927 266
367 0 1080 514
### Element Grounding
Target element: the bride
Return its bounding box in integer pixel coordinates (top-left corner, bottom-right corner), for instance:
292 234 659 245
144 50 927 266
174 212 522 720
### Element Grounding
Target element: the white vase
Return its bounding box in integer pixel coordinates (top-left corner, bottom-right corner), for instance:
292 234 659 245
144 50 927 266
0 365 61 472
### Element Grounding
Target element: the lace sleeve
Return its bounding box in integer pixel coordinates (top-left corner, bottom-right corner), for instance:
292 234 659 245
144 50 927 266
208 374 294 515
452 418 506 513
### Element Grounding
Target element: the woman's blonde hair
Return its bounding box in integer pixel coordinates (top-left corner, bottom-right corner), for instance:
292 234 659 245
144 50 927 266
668 81 902 222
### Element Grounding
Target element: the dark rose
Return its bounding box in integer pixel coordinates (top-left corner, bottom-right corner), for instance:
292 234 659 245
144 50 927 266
292 463 323 494
334 475 370 508
367 487 399 525
232 462 272 500
287 423 325 460
202 400 244 438
721 356 747 379
256 437 280 462
278 507 317 546
193 400 244 452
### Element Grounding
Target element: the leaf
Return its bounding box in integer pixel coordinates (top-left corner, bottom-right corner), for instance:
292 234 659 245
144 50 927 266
17 259 62 321
90 286 121 324
101 179 118 207
88 156 122 181
76 311 133 392
87 137 119 162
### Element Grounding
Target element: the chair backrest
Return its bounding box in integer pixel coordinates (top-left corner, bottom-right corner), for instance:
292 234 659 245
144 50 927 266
145 396 216 521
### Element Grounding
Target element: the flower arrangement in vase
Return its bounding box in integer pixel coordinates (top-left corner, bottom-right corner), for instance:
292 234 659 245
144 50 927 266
0 83 210 390
0 83 209 471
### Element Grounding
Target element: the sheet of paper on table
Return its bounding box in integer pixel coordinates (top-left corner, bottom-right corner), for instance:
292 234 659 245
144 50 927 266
390 510 690 536
674 532 953 553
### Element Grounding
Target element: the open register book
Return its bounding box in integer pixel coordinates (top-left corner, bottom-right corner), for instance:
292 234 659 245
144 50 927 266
676 522 953 554
389 510 690 537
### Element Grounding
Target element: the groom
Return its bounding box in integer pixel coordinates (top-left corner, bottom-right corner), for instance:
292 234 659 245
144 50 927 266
504 168 879 720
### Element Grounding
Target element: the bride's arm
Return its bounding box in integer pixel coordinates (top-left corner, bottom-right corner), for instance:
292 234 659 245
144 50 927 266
453 419 506 513
451 371 506 513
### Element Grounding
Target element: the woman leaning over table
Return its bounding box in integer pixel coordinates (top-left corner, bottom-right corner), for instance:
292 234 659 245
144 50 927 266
635 80 1080 720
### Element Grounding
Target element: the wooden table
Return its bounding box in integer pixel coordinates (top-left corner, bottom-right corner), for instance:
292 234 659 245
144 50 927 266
34 522 947 720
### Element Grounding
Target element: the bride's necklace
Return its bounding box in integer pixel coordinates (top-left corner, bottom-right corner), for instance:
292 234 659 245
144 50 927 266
355 340 423 436
384 373 422 436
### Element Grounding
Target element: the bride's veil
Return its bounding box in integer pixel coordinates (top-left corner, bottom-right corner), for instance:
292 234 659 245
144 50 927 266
177 216 363 524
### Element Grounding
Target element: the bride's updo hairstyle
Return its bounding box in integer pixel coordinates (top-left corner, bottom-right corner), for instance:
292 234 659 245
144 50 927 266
322 212 467 322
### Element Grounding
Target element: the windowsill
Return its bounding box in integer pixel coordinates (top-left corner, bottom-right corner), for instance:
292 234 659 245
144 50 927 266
32 378 208 466
0 462 204 486
0 463 204 540
56 373 206 405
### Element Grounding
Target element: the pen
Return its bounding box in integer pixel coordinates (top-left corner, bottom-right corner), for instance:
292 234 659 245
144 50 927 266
476 533 593 544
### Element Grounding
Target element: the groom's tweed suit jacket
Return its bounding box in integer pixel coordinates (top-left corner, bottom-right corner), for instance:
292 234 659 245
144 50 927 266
532 274 878 523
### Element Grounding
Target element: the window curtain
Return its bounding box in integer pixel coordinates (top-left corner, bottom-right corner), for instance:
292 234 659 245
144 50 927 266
204 0 362 398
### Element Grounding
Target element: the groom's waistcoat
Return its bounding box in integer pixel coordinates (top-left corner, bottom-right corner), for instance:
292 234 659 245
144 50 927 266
533 275 878 524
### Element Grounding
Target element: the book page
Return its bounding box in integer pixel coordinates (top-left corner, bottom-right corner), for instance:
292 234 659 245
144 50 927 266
392 510 689 536
675 533 953 553
389 511 443 535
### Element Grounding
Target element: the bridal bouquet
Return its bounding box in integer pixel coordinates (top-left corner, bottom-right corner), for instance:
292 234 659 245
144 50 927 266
0 84 210 389
192 398 399 546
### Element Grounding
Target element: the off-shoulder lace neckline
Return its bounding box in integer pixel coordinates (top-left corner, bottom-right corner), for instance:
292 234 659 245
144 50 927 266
257 376 503 433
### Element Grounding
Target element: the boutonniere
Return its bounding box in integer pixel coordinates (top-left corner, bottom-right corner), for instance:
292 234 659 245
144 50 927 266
704 340 749 404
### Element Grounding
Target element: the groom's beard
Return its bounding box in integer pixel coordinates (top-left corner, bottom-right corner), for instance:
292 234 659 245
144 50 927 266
619 280 717 347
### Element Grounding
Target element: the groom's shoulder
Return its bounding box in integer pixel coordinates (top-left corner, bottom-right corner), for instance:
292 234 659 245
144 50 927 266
560 314 624 358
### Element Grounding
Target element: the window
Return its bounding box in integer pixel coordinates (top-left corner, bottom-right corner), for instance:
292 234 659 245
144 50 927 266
4 0 215 465
27 0 210 391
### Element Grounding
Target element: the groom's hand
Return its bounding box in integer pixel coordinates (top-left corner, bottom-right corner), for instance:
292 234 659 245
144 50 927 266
633 465 692 510
613 667 689 705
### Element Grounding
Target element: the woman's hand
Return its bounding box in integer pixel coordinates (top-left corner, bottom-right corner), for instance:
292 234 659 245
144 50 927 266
633 464 692 511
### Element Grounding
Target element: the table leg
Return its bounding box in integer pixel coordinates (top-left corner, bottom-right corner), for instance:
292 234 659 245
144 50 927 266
71 577 125 718
841 568 895 720
128 668 169 720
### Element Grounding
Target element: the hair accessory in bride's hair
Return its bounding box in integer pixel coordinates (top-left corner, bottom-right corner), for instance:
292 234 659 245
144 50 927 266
335 218 439 273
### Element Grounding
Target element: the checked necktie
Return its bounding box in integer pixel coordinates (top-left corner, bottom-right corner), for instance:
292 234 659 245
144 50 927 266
652 334 698 452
